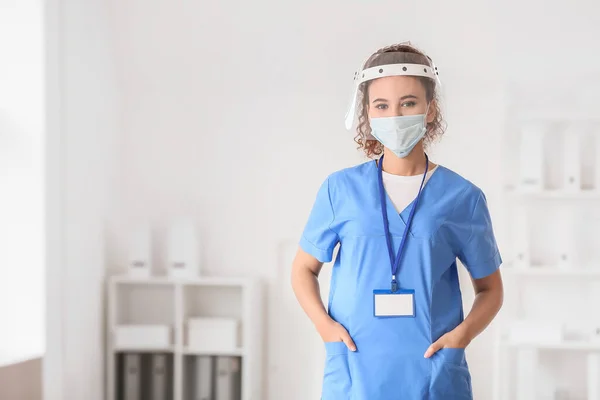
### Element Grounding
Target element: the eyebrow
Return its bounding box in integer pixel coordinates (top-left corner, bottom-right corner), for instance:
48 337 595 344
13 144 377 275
372 94 418 103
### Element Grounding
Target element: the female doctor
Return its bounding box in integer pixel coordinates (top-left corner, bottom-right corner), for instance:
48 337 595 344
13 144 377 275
291 42 504 399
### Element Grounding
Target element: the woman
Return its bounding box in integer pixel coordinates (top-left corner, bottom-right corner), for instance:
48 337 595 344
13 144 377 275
291 42 504 399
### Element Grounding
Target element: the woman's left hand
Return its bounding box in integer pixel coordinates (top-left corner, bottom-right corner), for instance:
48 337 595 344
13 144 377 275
423 326 472 358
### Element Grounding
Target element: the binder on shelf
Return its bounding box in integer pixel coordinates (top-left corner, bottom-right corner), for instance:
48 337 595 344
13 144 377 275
556 208 578 269
215 356 242 400
515 348 537 400
166 218 201 279
151 354 169 400
194 355 214 400
124 353 142 400
518 125 545 192
588 353 600 400
563 126 582 191
512 204 530 268
595 135 600 191
590 282 600 343
536 365 558 400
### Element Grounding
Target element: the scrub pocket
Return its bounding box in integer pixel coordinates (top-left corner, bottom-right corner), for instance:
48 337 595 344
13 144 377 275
321 342 351 400
430 348 473 400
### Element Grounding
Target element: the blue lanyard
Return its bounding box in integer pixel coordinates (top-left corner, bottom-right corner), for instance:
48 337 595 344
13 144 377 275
377 154 429 292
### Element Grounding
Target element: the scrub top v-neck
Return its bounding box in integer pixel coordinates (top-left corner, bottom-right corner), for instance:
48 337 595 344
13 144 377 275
299 159 502 400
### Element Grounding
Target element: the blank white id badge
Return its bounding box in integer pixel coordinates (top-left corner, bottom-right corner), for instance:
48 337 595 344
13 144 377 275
373 289 416 318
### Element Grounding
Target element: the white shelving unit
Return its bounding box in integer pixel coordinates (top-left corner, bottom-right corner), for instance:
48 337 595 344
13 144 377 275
506 189 600 200
495 82 600 400
506 341 600 351
503 265 600 278
106 275 264 400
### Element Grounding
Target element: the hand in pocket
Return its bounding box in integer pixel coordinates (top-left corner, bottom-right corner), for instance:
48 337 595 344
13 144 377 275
424 326 471 358
317 318 357 352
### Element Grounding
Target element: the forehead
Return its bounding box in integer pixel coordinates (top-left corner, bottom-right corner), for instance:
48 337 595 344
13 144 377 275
367 75 425 98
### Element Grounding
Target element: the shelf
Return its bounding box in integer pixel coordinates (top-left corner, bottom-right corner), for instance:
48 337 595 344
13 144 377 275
107 273 264 400
503 266 600 277
111 275 177 286
516 114 600 123
182 277 255 288
113 345 175 353
110 274 256 288
111 346 244 355
183 347 245 357
506 341 600 351
506 189 600 200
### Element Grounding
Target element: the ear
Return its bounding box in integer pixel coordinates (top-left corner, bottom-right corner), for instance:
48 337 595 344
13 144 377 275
426 101 436 124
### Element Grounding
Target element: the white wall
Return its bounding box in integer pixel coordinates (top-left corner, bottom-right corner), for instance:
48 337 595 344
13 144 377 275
47 0 600 398
0 0 44 366
44 0 119 399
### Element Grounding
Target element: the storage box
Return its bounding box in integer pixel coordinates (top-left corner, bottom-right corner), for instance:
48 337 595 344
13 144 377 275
126 225 152 278
114 325 171 349
508 320 562 345
563 322 600 343
590 326 600 343
187 318 239 352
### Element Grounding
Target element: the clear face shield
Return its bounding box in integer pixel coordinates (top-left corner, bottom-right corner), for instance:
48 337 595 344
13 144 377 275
344 46 441 131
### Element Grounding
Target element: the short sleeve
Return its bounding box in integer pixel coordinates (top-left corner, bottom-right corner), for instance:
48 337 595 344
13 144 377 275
299 177 339 263
454 189 502 279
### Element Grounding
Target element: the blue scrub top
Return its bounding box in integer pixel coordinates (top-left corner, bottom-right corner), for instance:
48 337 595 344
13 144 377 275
299 160 502 400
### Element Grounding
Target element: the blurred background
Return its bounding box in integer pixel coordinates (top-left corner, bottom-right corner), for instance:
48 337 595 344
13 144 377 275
2 0 600 399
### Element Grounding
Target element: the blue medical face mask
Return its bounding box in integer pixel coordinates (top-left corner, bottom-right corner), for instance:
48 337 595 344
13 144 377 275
369 111 428 158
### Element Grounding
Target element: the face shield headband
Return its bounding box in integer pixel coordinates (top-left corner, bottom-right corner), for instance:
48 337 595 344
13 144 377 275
344 45 441 130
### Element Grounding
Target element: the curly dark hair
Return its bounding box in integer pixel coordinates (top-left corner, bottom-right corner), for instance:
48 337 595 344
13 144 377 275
353 43 446 159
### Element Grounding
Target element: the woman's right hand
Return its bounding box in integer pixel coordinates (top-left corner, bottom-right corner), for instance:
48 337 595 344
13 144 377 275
317 318 357 352
290 248 357 352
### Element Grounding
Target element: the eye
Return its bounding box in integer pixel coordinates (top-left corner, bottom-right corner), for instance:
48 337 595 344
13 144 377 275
375 104 388 110
401 101 417 107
